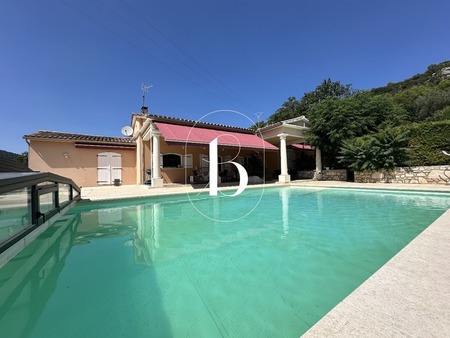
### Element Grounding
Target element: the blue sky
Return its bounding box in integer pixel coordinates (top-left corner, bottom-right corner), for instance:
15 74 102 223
1 0 449 153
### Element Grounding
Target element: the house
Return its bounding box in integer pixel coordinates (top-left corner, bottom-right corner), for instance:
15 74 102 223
24 108 319 187
24 131 136 187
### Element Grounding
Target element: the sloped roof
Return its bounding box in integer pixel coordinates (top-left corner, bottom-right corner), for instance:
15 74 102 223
259 115 309 131
137 113 254 134
24 131 134 144
155 122 278 150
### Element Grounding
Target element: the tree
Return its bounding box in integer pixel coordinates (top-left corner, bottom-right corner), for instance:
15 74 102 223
306 92 406 168
267 79 354 124
300 78 353 111
267 97 303 124
360 94 407 131
249 121 267 131
416 89 450 121
391 85 433 122
17 151 28 167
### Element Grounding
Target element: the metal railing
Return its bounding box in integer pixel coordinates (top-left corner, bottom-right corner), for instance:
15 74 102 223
0 172 81 254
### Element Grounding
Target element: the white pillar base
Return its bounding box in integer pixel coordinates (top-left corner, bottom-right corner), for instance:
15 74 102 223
278 174 291 183
151 178 164 188
313 170 322 181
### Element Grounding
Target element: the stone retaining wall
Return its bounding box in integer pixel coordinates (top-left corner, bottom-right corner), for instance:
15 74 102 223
297 169 347 181
297 170 315 179
322 169 347 181
355 165 450 184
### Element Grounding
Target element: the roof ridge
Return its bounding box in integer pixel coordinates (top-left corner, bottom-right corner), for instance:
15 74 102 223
148 114 252 132
24 130 135 144
259 115 309 130
35 130 130 139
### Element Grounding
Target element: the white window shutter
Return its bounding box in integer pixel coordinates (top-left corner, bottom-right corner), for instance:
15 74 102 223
183 154 193 168
111 154 122 182
97 152 122 185
97 153 110 184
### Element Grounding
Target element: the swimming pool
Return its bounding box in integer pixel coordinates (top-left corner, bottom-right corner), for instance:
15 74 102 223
1 187 449 337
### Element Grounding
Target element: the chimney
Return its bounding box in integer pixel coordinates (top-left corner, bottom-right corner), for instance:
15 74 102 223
141 106 149 115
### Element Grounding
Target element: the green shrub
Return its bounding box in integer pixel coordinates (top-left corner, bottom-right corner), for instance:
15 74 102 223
403 120 450 166
339 128 409 171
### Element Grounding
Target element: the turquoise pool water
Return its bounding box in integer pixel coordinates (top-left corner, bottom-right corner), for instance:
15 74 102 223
1 187 449 337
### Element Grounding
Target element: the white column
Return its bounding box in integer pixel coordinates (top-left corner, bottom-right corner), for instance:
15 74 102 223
314 147 322 180
278 133 290 183
136 135 144 184
151 134 164 187
135 119 143 184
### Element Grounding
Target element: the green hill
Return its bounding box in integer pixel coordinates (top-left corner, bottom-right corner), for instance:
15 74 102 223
0 150 29 172
267 60 450 168
268 60 450 126
0 149 21 161
371 60 450 95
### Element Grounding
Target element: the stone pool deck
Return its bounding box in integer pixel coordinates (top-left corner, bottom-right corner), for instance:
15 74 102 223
80 181 450 337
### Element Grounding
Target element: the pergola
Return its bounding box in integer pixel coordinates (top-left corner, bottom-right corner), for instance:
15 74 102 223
259 116 322 182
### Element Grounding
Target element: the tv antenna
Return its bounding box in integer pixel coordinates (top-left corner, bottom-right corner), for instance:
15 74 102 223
141 83 153 107
254 112 264 128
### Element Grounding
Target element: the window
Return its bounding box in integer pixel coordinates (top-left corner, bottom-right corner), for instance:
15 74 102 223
161 154 193 168
162 154 181 168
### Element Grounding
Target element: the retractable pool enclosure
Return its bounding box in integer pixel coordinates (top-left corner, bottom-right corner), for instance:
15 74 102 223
0 172 80 257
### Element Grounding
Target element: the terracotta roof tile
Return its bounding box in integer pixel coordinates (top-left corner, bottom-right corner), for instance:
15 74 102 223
145 114 254 134
23 130 134 144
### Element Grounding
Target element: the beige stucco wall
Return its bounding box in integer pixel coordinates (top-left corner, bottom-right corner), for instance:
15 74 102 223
265 151 280 180
28 140 136 187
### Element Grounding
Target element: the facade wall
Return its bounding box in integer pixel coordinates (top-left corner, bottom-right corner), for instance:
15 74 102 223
153 141 272 184
28 140 136 187
355 165 450 184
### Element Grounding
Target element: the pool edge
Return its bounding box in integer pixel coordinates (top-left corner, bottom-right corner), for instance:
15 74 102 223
302 207 450 337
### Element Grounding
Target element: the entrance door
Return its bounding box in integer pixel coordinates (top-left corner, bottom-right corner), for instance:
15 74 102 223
97 152 122 185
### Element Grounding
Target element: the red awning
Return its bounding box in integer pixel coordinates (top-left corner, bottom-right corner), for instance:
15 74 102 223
155 122 278 151
291 143 315 150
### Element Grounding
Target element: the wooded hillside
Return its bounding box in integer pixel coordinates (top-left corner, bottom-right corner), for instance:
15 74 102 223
265 61 450 169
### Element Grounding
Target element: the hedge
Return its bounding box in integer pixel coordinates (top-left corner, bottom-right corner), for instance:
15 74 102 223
401 120 450 166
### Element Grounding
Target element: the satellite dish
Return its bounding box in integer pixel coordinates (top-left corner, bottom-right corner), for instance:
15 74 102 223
121 126 133 136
